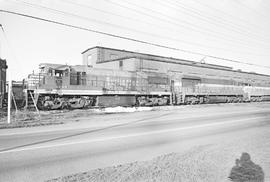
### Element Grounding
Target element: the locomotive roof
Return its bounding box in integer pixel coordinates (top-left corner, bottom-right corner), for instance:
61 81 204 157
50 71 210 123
39 63 65 68
82 46 270 78
39 63 71 71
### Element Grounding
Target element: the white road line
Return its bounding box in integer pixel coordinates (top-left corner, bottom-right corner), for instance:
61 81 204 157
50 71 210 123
0 116 264 154
0 109 268 137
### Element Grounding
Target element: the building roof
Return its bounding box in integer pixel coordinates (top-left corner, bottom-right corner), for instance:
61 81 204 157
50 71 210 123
82 46 270 78
82 46 232 70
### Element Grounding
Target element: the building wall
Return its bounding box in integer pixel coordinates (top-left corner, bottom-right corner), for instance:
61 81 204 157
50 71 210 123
95 61 119 70
139 59 270 87
82 47 138 71
82 48 98 67
96 47 141 63
121 58 137 71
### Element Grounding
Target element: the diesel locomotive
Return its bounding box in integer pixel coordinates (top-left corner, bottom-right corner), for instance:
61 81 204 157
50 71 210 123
26 46 270 110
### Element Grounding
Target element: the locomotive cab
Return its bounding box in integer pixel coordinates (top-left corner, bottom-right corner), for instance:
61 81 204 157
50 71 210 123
37 63 70 90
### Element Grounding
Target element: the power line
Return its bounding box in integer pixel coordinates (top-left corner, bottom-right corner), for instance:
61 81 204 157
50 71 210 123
157 0 270 43
10 0 234 51
190 0 269 35
10 0 268 53
103 0 255 49
117 0 270 48
1 9 270 69
19 0 269 57
235 1 270 23
0 24 23 72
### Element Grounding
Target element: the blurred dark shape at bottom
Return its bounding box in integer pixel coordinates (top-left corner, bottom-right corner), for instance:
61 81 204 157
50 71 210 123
229 152 264 182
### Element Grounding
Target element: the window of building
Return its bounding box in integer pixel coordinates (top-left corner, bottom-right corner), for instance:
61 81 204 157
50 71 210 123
119 60 123 68
110 54 118 59
87 55 92 66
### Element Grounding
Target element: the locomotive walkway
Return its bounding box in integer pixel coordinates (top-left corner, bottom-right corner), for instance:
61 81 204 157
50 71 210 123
0 102 269 182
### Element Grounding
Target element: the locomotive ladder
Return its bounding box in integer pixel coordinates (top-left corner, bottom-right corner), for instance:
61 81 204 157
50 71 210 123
24 90 39 113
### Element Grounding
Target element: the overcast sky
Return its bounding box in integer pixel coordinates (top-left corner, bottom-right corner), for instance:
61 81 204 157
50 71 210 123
0 0 270 80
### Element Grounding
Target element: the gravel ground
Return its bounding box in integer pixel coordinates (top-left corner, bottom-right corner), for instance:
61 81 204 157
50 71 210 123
1 102 269 129
0 107 154 129
46 126 270 182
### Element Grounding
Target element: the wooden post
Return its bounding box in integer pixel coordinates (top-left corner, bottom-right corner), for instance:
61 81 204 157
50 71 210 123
170 92 173 105
24 90 28 110
29 91 41 120
7 73 11 124
29 91 39 113
11 92 18 122
11 92 18 113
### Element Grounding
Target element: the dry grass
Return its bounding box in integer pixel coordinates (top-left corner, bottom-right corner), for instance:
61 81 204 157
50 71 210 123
0 110 67 129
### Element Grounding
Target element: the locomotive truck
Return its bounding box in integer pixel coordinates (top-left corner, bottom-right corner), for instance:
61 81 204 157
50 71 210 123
26 46 270 110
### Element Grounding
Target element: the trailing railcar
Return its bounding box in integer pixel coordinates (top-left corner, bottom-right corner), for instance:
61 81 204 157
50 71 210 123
173 76 270 105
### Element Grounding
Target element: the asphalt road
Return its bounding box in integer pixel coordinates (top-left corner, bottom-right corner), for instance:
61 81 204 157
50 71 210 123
0 103 269 182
